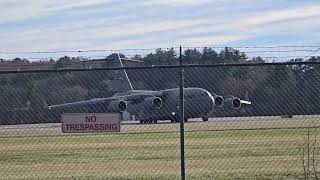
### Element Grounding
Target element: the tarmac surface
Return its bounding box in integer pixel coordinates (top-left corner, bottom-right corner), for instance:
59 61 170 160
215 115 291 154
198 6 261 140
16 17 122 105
1 115 319 130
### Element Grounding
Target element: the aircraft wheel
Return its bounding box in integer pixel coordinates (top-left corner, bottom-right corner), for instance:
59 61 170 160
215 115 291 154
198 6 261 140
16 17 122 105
184 118 188 122
142 120 147 124
202 117 208 121
140 120 144 124
153 120 157 124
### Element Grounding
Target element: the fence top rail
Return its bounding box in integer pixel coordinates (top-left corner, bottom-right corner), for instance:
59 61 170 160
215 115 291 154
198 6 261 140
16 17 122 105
0 61 320 74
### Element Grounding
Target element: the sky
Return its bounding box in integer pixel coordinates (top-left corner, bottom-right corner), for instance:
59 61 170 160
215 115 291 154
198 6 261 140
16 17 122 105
0 0 320 61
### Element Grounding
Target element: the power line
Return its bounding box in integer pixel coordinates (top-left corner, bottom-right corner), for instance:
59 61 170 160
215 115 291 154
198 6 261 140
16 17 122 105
244 50 318 53
1 45 320 55
260 56 310 59
183 45 320 49
303 47 320 60
0 47 177 55
1 55 318 62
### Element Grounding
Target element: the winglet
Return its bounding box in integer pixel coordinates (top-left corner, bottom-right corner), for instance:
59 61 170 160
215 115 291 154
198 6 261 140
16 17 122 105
117 53 133 90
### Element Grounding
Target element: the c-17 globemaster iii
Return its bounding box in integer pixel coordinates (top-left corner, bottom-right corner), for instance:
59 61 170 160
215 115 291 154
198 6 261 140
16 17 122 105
49 54 251 124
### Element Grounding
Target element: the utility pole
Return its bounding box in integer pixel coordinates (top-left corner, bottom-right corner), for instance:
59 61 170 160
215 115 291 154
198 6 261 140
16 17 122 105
179 45 185 180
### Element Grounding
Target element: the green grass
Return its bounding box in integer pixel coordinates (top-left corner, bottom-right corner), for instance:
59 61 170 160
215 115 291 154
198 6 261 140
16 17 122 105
0 117 319 179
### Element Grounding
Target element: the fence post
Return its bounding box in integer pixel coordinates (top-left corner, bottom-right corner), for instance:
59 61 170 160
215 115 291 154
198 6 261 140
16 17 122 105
179 45 186 180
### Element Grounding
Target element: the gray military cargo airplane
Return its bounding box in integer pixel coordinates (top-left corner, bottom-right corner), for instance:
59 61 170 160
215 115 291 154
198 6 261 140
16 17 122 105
49 54 251 124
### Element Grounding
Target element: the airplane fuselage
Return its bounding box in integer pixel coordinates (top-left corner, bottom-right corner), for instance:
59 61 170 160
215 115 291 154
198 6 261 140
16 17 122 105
49 87 215 123
122 88 215 122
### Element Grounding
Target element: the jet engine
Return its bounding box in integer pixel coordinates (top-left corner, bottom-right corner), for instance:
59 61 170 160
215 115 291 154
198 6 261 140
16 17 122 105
144 97 162 109
213 95 224 107
224 96 241 109
211 93 224 107
109 100 127 112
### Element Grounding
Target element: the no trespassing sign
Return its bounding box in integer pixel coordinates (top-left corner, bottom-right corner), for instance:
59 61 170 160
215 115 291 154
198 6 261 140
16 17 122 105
62 113 121 133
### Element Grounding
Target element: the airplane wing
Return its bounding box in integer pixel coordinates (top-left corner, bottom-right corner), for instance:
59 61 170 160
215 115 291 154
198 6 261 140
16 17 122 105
48 92 164 113
221 95 252 109
48 97 118 109
240 100 252 105
211 93 251 108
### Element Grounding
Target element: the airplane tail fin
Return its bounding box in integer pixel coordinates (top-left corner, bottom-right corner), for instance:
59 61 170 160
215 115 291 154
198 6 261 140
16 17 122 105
117 53 133 90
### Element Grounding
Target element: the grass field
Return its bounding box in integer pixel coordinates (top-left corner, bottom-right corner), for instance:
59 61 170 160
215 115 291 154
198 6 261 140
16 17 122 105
0 116 320 179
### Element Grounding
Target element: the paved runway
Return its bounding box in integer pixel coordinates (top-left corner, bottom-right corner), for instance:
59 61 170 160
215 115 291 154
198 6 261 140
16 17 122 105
1 115 320 130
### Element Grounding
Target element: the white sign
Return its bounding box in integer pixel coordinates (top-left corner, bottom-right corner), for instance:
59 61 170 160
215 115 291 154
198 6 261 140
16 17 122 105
62 113 121 133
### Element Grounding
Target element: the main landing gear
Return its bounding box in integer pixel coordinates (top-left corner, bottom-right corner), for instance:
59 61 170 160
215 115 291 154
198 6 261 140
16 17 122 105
139 120 158 124
202 117 209 121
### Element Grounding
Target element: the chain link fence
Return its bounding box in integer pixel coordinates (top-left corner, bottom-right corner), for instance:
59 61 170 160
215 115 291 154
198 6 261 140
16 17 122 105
0 61 320 179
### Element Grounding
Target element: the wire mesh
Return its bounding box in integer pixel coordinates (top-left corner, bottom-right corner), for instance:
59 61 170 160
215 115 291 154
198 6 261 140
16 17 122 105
0 62 320 179
183 63 320 179
0 67 182 179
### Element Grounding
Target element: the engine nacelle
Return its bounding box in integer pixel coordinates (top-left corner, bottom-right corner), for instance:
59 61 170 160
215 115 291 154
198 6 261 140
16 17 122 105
109 100 127 112
224 97 241 109
144 97 162 109
213 95 224 107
